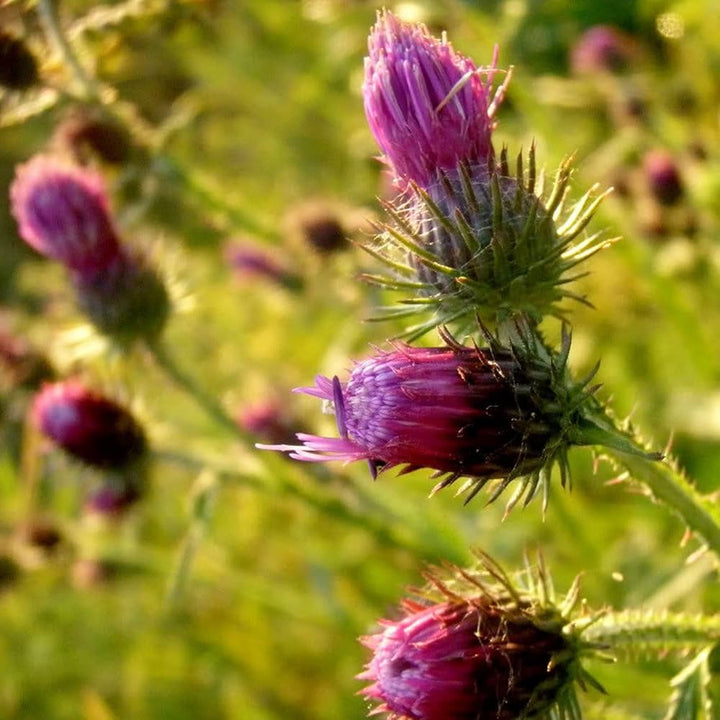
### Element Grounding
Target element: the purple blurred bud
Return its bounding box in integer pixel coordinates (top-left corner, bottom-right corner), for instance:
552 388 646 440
10 156 123 278
32 380 147 471
643 149 685 206
570 25 635 75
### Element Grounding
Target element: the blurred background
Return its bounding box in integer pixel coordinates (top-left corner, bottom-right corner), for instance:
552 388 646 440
2 0 720 718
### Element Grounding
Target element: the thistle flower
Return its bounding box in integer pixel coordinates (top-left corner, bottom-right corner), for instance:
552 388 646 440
10 155 170 342
260 328 635 507
363 10 505 188
361 15 608 335
10 156 123 278
359 554 596 720
32 380 147 471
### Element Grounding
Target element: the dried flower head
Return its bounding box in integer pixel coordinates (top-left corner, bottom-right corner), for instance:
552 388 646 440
260 327 633 509
53 107 133 165
0 31 38 90
364 10 506 188
32 380 147 471
359 554 598 720
10 156 123 278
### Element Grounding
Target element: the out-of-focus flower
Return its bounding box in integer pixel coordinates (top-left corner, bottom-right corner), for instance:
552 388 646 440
643 149 685 207
84 482 141 517
359 556 593 720
237 400 301 446
570 25 636 75
53 107 133 165
32 380 147 471
224 239 302 290
10 156 123 278
0 31 38 90
284 200 349 254
259 330 631 507
363 10 505 188
10 155 170 342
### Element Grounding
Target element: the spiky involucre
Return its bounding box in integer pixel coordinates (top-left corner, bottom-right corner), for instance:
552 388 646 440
362 147 611 340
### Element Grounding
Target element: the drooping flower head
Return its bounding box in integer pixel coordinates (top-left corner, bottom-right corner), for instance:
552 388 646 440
259 329 628 507
10 155 123 278
359 555 596 720
32 380 147 471
363 10 505 188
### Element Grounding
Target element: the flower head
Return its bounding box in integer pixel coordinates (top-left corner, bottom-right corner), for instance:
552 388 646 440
359 555 594 720
259 329 614 507
363 10 504 188
32 380 147 471
10 156 123 278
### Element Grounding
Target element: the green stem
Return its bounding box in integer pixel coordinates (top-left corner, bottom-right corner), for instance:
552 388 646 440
146 340 253 445
37 0 100 101
583 609 720 657
605 447 720 559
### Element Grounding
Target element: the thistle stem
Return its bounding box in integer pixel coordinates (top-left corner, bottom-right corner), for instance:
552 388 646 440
582 609 720 656
145 340 253 445
605 447 720 559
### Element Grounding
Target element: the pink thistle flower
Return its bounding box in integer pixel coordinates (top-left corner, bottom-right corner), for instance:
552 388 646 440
363 10 505 188
359 596 570 720
32 380 147 471
10 156 123 278
259 338 576 502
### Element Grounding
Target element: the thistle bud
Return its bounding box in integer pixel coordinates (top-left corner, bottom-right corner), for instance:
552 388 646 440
32 381 147 471
359 556 594 720
259 328 629 507
643 149 685 207
85 482 141 517
10 156 170 342
363 10 503 188
0 31 38 90
10 156 123 277
74 252 170 344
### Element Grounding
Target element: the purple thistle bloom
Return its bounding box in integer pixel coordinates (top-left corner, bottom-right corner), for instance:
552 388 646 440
10 155 123 279
359 597 569 720
643 149 685 207
363 10 505 188
570 25 635 75
32 380 147 471
260 342 560 496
